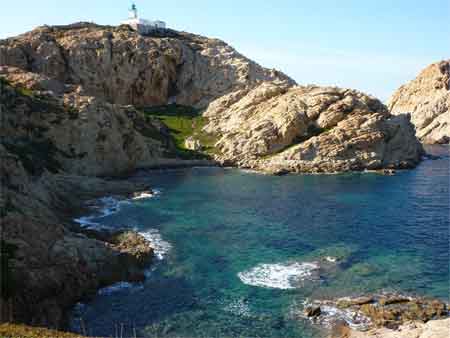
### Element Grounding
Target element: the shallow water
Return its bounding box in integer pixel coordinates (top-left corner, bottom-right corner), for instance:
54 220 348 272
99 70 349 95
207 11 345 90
71 145 449 338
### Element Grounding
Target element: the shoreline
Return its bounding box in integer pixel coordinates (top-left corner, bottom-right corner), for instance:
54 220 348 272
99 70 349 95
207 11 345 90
3 148 448 333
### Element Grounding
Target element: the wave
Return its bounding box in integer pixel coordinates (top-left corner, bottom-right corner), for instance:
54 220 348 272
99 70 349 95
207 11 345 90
73 188 162 230
238 262 319 289
298 300 372 331
139 228 172 260
97 281 144 296
73 196 130 229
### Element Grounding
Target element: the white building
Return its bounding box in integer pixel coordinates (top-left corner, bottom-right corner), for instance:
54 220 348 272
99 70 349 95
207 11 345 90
121 3 167 34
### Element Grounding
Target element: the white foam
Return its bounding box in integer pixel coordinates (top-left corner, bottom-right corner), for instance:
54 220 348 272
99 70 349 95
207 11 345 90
139 228 172 260
325 256 338 263
223 298 251 317
97 281 144 296
238 262 319 289
132 192 153 200
305 303 372 331
74 196 128 229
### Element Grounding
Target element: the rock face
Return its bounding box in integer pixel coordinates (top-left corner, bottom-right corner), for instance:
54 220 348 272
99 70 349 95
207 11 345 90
0 23 294 109
204 83 424 173
0 66 175 177
0 73 162 327
388 60 450 144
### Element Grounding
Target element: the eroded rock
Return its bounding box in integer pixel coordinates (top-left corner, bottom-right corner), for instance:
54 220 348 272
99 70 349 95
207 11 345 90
388 60 450 144
204 83 424 173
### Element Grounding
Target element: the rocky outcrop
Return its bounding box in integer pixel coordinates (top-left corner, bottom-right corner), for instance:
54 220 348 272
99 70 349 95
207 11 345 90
302 294 449 338
388 60 450 144
0 151 155 328
334 318 450 338
0 72 164 327
0 66 176 177
204 83 424 173
0 23 294 109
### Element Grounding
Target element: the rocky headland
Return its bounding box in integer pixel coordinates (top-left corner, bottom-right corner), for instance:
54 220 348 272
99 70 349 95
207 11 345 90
203 83 423 174
388 60 450 144
0 22 439 334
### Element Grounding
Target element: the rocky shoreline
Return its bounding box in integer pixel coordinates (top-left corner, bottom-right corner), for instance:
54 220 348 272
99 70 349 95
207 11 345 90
301 293 449 338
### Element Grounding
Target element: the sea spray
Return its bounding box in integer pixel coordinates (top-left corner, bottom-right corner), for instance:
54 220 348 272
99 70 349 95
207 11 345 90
139 228 172 260
238 262 320 289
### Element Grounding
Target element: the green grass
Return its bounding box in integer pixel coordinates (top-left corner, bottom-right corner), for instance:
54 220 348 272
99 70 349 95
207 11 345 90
141 105 218 159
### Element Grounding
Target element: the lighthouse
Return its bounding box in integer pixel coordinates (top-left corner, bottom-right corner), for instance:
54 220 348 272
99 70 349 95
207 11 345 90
129 3 138 19
121 3 167 34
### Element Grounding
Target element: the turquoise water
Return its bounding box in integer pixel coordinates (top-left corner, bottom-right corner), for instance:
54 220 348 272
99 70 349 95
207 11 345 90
72 145 449 338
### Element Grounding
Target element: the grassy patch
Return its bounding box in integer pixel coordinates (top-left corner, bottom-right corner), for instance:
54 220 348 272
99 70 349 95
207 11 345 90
141 105 218 159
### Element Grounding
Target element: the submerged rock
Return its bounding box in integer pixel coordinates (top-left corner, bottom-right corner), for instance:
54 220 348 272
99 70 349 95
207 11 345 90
388 60 450 144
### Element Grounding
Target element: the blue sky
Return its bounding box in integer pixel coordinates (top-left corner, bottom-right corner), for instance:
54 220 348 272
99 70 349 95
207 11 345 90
1 0 449 100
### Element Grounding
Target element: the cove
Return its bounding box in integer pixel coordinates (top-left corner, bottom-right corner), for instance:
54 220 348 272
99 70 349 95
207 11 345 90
70 145 449 338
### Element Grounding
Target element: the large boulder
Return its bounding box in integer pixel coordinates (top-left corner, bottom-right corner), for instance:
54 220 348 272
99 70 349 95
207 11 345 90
388 60 450 144
204 83 424 173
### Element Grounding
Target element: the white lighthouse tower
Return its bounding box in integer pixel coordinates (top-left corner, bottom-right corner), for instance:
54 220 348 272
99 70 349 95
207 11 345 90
129 3 138 19
121 3 167 34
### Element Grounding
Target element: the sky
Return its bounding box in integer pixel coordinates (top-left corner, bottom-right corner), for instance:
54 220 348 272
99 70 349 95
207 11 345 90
1 0 449 101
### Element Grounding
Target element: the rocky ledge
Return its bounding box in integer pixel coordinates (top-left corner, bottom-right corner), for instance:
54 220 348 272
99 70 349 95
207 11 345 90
388 60 450 144
204 83 424 173
301 293 449 338
334 318 450 338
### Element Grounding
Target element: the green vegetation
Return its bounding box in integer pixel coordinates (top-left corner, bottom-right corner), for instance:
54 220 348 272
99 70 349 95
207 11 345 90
141 104 218 159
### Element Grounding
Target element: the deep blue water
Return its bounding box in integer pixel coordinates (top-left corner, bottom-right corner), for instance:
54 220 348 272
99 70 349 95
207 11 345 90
71 145 449 338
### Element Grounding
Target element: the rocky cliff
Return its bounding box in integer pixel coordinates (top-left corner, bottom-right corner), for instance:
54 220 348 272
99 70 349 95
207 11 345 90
0 67 173 327
0 23 292 328
0 23 294 109
204 83 423 173
388 60 450 144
